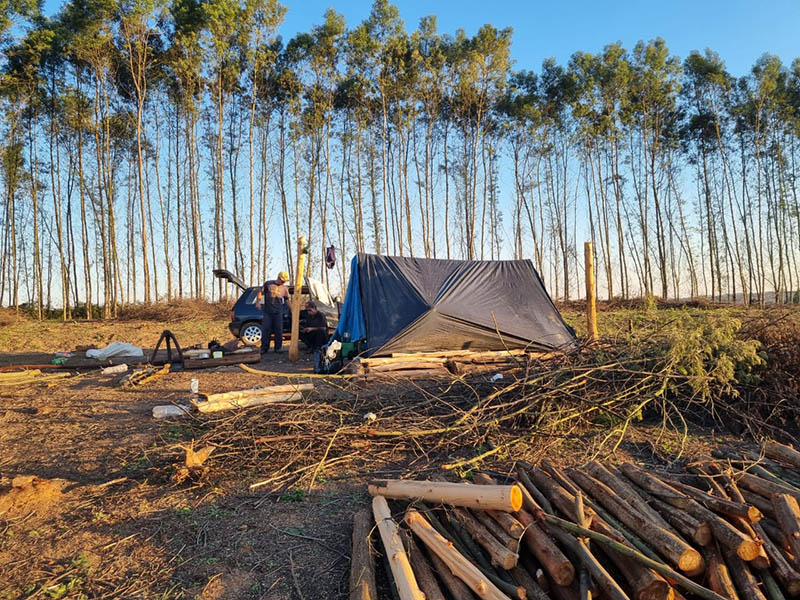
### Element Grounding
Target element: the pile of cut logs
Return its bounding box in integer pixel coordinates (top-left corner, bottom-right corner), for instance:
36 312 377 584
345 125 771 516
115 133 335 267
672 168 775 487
348 349 555 378
351 440 800 600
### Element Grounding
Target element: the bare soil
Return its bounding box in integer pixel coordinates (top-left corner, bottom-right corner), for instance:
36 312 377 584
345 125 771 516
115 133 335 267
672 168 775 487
0 310 791 598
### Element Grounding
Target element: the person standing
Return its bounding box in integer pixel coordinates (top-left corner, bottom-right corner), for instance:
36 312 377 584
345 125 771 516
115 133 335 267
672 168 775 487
300 301 328 351
256 271 290 353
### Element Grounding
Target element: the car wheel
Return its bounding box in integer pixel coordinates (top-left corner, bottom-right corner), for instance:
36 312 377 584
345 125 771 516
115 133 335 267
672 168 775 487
240 321 263 346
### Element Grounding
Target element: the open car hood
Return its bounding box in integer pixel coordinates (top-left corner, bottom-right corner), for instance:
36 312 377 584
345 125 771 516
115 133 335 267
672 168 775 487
213 269 248 291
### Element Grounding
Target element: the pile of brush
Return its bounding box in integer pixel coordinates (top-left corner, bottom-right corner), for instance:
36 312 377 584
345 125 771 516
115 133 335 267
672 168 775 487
352 440 800 600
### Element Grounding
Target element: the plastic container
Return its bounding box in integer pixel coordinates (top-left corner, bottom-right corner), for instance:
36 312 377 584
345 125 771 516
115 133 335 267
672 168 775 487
189 378 199 394
212 350 223 359
153 405 190 419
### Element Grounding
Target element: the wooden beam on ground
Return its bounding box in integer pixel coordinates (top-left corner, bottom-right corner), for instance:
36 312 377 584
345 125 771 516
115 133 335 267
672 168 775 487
372 496 425 600
350 507 378 600
368 480 522 512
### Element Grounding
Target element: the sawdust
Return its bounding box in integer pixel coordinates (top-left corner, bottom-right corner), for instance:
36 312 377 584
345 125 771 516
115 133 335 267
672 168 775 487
0 475 68 517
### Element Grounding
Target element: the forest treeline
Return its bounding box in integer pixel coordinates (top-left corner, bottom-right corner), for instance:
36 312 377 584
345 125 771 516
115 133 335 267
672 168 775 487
2 0 800 319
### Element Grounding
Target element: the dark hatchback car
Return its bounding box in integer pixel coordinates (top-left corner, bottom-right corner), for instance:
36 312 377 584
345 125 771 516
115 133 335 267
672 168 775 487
214 269 339 347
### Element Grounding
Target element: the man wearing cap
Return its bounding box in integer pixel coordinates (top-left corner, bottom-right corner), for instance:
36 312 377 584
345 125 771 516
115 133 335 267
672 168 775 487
256 271 290 353
300 301 328 352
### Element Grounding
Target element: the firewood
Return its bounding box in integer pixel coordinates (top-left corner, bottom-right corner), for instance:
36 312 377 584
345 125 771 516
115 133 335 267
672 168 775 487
368 479 523 512
738 473 800 505
515 509 576 586
471 508 519 551
774 494 800 571
472 473 526 538
405 508 511 600
544 512 728 600
510 566 550 600
372 496 425 600
666 479 762 523
586 462 675 533
725 550 768 600
350 508 379 600
753 521 800 596
405 534 447 600
704 542 739 600
765 442 800 471
619 465 761 562
740 489 777 520
646 495 712 546
760 569 787 600
453 507 518 570
528 468 672 600
547 521 631 600
427 549 477 600
569 469 704 575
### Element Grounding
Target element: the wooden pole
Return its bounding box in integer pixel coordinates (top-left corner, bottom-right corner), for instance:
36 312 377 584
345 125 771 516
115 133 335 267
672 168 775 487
372 496 425 600
350 507 379 600
288 235 307 361
368 479 523 512
584 241 598 343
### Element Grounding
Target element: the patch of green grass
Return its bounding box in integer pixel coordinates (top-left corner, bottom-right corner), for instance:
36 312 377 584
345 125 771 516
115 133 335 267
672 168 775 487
280 489 306 502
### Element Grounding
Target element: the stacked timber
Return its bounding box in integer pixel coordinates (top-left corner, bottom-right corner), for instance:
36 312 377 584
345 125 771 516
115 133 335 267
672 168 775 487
152 383 314 417
352 439 800 600
350 349 556 378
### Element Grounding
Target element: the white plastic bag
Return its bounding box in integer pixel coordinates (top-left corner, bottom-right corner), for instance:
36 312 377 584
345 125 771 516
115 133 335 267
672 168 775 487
87 341 144 360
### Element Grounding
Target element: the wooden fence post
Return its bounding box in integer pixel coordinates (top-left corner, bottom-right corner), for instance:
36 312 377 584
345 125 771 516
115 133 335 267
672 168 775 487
585 241 599 343
289 236 307 361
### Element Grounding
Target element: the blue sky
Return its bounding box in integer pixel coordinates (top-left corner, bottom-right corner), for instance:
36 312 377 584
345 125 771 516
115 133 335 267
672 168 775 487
41 0 799 77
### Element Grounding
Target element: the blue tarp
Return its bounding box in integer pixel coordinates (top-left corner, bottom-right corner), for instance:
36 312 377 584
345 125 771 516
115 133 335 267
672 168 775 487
331 256 366 343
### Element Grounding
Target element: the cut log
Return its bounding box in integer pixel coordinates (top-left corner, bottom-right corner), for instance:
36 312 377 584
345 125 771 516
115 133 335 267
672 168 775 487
569 469 704 575
774 494 800 571
406 534 447 600
738 473 800 505
405 508 510 600
372 496 425 600
765 442 800 470
586 461 675 533
725 550 768 600
351 507 379 600
666 479 762 523
510 566 550 600
368 361 449 372
453 508 518 570
471 473 529 539
741 489 777 520
199 383 313 403
528 468 671 600
618 464 691 508
515 509 575 586
761 569 787 600
193 391 303 412
753 521 800 596
619 465 761 562
471 509 519 552
368 479 522 512
647 495 712 546
704 542 739 600
427 549 476 600
547 523 631 600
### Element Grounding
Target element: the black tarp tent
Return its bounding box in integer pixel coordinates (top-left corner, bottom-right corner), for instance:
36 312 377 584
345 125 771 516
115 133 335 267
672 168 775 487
332 254 576 356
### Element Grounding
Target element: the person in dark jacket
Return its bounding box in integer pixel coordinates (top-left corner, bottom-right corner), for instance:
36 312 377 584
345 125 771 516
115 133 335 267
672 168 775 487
300 301 328 351
256 270 290 353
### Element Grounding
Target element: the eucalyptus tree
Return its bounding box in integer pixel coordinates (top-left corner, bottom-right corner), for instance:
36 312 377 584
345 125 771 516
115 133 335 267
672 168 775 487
449 24 511 260
628 38 681 299
116 0 166 303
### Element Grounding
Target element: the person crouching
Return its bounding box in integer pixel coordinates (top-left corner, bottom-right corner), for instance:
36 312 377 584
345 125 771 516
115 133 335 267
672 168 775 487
300 301 328 352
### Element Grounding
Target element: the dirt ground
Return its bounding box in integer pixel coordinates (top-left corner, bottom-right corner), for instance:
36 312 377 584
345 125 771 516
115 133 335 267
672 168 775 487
0 315 366 599
0 310 789 599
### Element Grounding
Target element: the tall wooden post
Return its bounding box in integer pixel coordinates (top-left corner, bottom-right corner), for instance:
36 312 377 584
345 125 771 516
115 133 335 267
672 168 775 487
584 241 599 343
289 236 307 361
